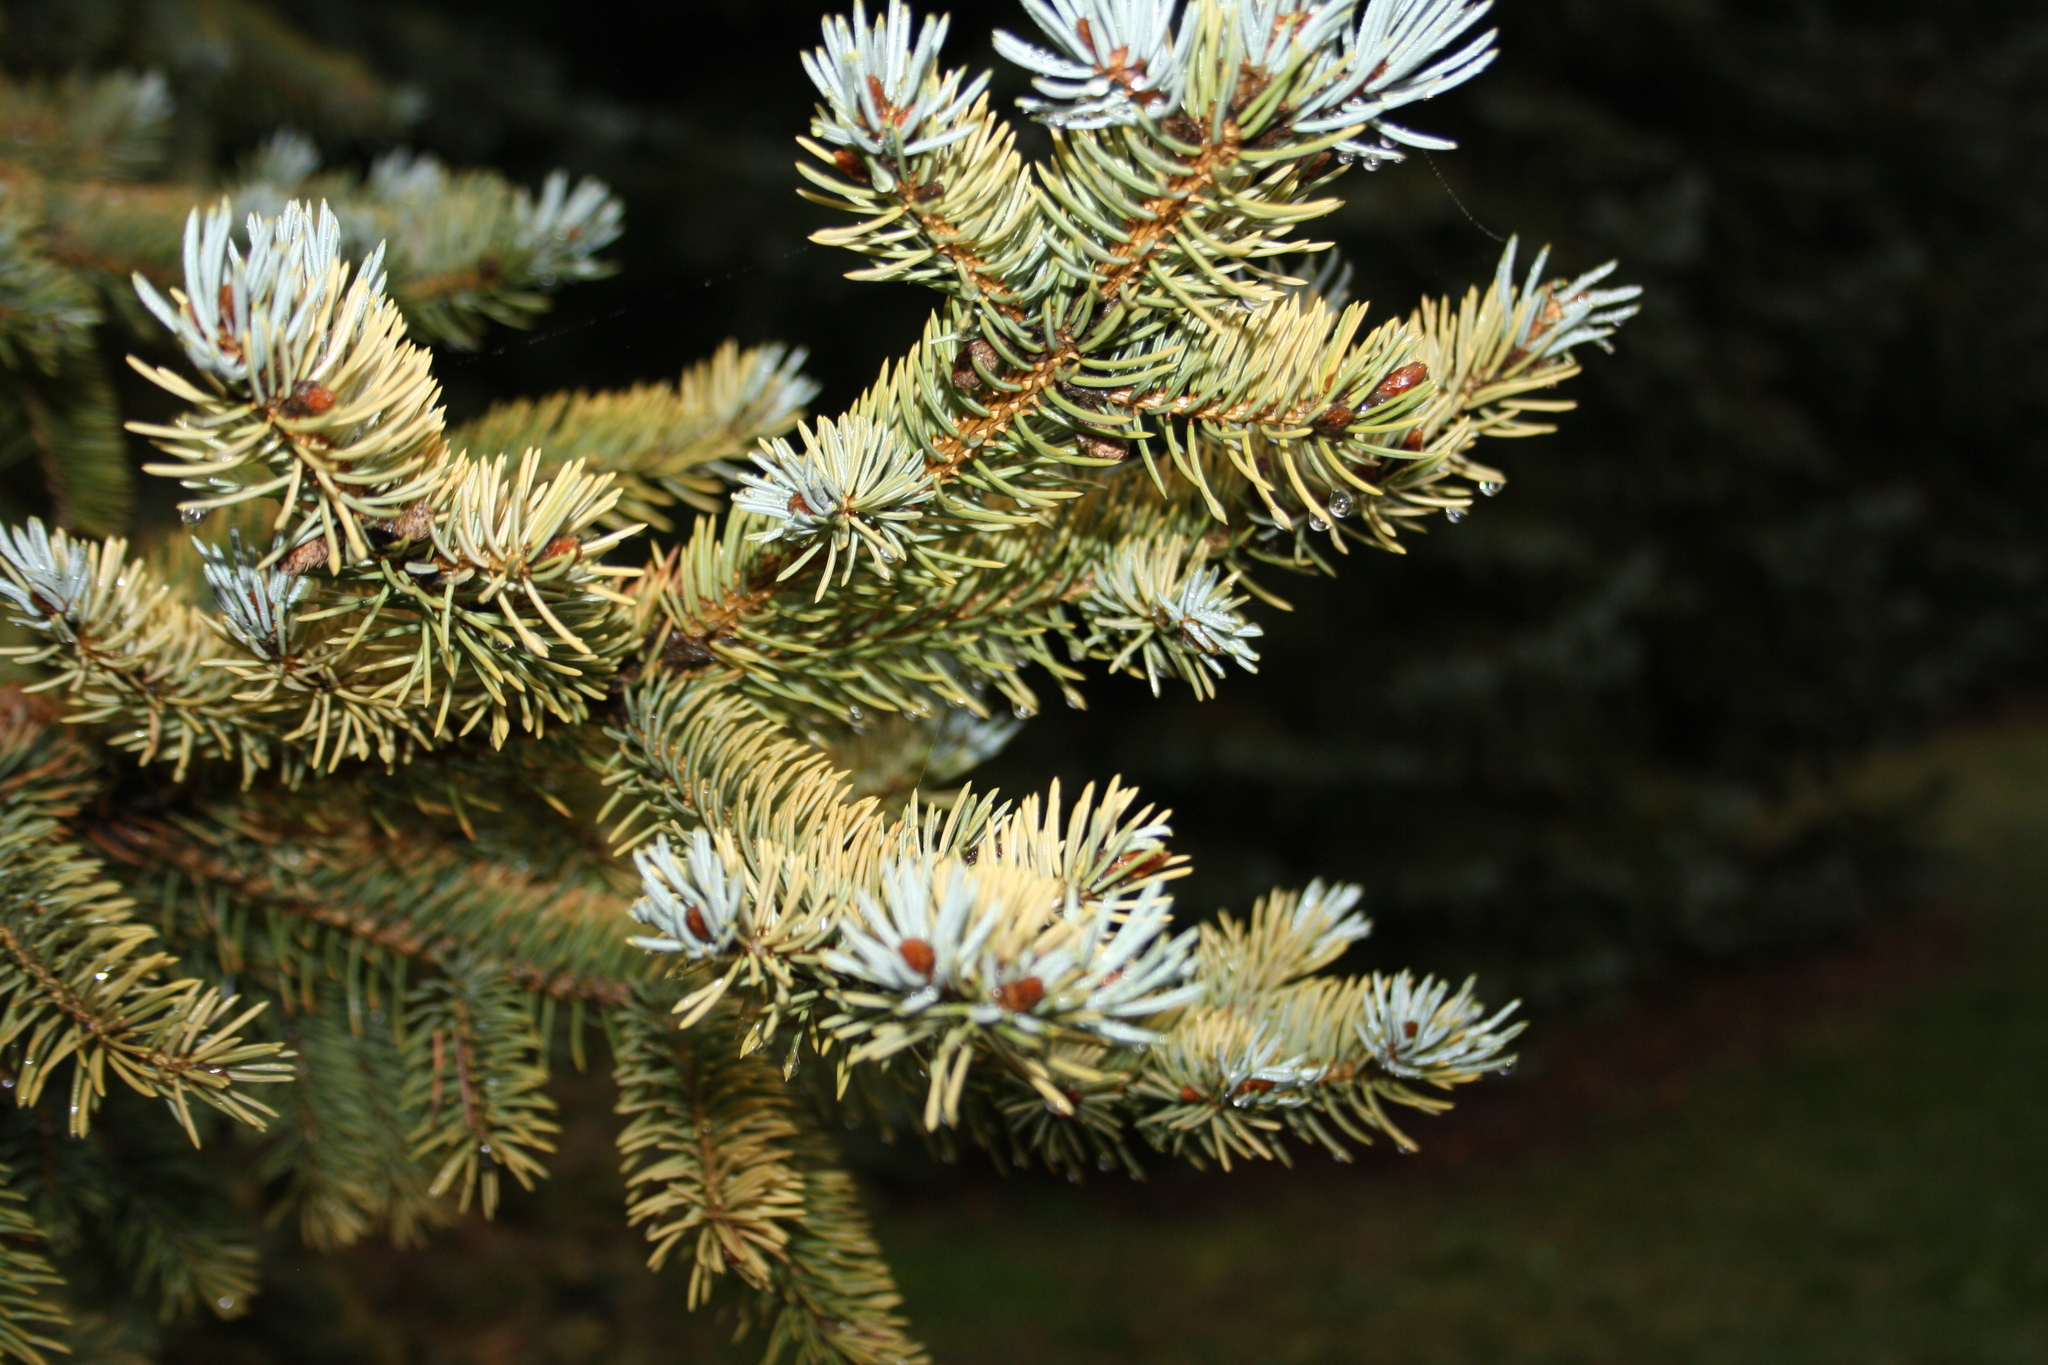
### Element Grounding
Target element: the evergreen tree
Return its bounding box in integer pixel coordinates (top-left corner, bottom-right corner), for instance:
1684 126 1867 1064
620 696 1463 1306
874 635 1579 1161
0 2 1639 1358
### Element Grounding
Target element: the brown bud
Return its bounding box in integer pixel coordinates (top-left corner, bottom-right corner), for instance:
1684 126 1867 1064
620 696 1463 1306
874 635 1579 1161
788 491 812 517
1402 428 1427 452
281 380 337 418
1311 404 1356 437
1057 379 1106 412
1075 432 1130 462
1107 848 1169 880
1366 362 1428 408
952 338 999 390
539 534 581 562
1402 1019 1419 1038
662 631 716 669
994 976 1045 1012
1162 114 1203 145
906 178 946 203
1235 1077 1276 1097
280 537 330 576
684 906 710 942
832 149 872 184
1178 1086 1202 1103
386 500 434 543
899 938 936 979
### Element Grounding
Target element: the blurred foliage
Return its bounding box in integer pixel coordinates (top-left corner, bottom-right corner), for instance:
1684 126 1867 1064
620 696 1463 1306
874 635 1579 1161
4 0 2040 1010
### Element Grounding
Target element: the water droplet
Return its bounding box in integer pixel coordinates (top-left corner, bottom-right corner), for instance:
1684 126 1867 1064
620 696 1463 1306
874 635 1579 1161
93 971 109 982
845 705 864 729
180 506 207 525
1327 493 1353 518
1480 481 1503 497
1498 1059 1518 1076
1308 517 1329 533
1012 703 1033 720
1445 509 1464 523
217 1297 235 1310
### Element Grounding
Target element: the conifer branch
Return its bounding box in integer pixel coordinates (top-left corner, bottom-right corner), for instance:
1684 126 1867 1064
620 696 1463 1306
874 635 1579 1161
750 1118 931 1365
0 5 1641 1353
613 992 808 1306
260 984 446 1251
0 1093 262 1322
0 690 290 1141
453 341 818 530
0 1159 69 1365
401 959 559 1218
92 810 649 1010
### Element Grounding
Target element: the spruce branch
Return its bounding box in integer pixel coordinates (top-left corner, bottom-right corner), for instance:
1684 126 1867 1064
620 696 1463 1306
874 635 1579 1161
0 5 1641 1355
0 690 290 1141
452 341 818 530
749 1118 931 1365
0 221 131 535
0 1159 69 1365
92 807 650 1013
613 992 808 1305
0 1092 262 1323
0 72 172 186
400 958 559 1218
259 983 446 1251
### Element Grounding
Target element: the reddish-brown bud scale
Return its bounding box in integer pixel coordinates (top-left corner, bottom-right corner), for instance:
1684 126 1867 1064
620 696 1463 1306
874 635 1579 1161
281 380 338 418
1075 433 1130 462
1178 1086 1202 1103
662 631 716 669
1366 362 1428 408
1403 429 1427 452
684 906 710 942
1311 404 1356 437
387 501 434 543
788 492 812 516
899 938 936 979
832 149 871 184
540 535 581 561
280 538 331 576
1236 1077 1275 1097
1107 848 1170 880
994 977 1045 1012
1403 1020 1419 1038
